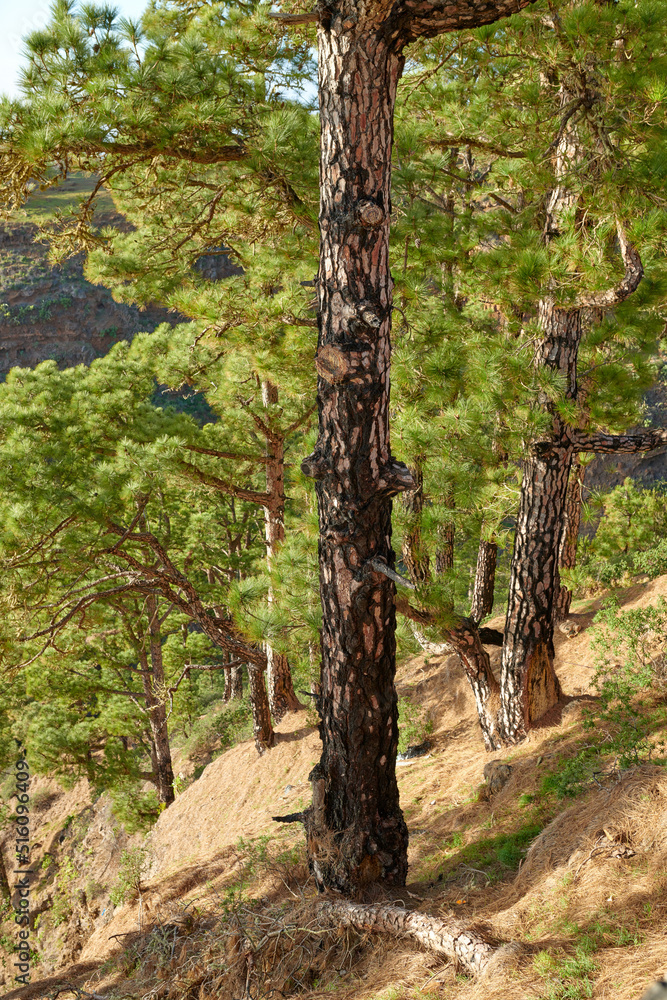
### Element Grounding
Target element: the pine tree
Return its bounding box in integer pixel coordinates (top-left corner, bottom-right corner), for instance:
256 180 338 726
388 0 667 745
0 350 280 753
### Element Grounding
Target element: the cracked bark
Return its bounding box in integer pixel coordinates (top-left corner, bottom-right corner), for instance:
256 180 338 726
248 666 275 753
230 663 244 699
470 537 497 623
554 460 584 622
302 21 411 893
320 900 508 977
498 305 581 742
435 490 455 573
402 460 430 584
299 0 539 892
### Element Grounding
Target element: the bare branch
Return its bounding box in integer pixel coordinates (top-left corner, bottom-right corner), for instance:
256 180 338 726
571 428 667 453
369 557 416 591
179 462 273 508
269 10 318 24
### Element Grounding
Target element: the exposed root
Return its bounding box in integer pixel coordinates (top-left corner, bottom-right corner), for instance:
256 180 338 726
319 899 515 977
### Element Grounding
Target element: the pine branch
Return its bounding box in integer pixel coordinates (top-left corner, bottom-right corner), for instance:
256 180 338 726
576 221 643 308
179 461 273 508
402 0 538 42
185 444 270 464
431 136 526 159
571 428 667 453
269 11 318 24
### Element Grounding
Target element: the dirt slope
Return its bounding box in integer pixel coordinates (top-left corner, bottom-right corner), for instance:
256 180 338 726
3 576 667 999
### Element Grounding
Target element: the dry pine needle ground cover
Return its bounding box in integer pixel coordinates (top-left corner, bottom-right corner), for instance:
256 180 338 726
3 577 667 1000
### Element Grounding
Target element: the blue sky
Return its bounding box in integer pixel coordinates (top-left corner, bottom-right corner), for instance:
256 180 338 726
0 0 150 98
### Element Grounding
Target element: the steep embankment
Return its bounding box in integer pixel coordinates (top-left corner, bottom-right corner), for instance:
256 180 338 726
2 577 667 999
0 175 178 374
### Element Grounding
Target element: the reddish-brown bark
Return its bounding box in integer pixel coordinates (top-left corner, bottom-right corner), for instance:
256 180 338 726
554 461 584 622
248 666 275 753
470 537 497 623
230 664 244 700
299 0 541 892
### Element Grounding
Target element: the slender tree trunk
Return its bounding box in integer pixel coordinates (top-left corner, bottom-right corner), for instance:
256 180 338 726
247 666 275 753
499 304 583 742
470 537 497 623
223 662 232 702
402 460 430 584
553 460 585 622
0 847 10 903
262 380 301 721
230 664 244 699
300 22 412 893
143 595 175 808
397 598 501 751
435 491 455 573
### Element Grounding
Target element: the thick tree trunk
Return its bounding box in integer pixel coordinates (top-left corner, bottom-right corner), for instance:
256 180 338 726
300 21 412 893
143 595 175 808
470 537 497 623
402 460 430 584
247 666 275 753
320 900 502 977
554 460 585 622
262 381 301 722
499 304 583 742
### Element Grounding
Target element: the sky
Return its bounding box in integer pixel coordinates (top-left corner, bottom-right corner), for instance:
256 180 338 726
0 0 150 98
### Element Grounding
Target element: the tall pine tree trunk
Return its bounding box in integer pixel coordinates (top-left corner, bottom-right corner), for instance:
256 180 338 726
499 304 583 741
301 22 412 893
142 595 175 807
470 537 497 623
554 460 585 622
262 380 301 721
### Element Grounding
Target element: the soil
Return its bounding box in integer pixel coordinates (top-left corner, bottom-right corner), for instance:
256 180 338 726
1 577 666 1000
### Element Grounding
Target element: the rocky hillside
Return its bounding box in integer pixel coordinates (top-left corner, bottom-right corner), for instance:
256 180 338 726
0 176 177 375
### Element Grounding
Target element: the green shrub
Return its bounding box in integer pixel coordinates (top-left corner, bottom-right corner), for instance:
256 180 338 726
110 785 162 834
397 696 433 754
109 847 151 907
183 700 253 760
542 600 667 798
51 857 78 927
